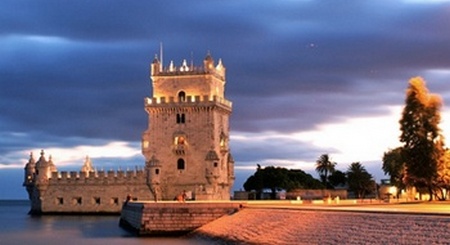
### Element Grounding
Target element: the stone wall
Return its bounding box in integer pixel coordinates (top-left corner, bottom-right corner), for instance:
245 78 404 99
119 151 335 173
28 169 154 214
287 189 348 200
120 202 242 235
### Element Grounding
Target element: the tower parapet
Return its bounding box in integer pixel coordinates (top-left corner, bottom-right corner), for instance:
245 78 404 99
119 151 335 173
150 53 226 80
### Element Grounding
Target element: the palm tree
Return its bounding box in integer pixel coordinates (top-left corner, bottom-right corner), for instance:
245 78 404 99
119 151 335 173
347 162 374 199
315 154 336 189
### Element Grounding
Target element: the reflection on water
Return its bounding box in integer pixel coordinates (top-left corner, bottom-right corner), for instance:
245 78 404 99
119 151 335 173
0 200 206 245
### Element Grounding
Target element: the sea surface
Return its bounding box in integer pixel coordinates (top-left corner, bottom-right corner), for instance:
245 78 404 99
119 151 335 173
0 200 207 245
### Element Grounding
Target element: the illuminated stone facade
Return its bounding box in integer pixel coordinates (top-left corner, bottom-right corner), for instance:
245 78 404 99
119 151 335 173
23 52 235 213
142 53 235 201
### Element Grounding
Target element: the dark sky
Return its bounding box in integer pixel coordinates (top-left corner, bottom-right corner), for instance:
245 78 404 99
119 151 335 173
2 0 450 199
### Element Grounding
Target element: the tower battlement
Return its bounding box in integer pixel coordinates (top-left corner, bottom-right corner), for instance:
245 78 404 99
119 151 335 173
151 53 225 80
144 95 232 109
48 169 146 185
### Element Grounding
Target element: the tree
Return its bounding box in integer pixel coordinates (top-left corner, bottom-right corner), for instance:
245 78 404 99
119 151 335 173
243 165 323 199
399 77 444 200
347 162 375 199
328 170 347 188
315 154 336 189
286 169 324 190
435 148 450 200
382 147 406 195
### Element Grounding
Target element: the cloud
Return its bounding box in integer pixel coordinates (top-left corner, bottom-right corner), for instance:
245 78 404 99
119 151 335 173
1 0 450 195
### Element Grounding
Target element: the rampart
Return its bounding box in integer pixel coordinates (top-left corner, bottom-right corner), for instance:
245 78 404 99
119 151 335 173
119 201 243 236
48 169 146 185
27 169 153 214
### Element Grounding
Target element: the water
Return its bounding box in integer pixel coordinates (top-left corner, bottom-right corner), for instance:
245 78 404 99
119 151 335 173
0 200 206 245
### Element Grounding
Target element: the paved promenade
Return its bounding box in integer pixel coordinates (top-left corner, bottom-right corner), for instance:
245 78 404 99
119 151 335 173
244 200 450 215
191 200 450 244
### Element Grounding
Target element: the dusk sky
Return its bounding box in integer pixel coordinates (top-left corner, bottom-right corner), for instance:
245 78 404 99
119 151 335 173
2 0 450 199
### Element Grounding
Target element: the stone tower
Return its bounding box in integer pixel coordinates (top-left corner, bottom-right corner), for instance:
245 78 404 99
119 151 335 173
142 52 235 201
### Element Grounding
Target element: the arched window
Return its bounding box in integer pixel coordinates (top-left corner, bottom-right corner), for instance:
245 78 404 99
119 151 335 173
175 136 185 145
178 91 186 102
177 158 185 170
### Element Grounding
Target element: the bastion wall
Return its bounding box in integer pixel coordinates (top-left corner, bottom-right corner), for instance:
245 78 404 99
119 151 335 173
119 202 243 235
28 169 153 214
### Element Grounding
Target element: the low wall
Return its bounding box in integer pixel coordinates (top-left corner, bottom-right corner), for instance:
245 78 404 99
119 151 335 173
119 201 243 236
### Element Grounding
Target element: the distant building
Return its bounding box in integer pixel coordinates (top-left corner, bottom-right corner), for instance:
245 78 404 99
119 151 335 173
23 52 235 213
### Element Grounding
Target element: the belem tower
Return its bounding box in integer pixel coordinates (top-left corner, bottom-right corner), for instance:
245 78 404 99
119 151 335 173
23 52 235 214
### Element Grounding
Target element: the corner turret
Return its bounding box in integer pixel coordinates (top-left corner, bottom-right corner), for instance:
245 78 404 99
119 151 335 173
24 152 36 185
151 55 160 76
35 150 50 183
203 52 215 71
146 155 162 201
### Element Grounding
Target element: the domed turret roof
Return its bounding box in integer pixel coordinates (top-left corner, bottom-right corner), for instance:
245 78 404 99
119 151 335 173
35 150 49 169
25 152 36 170
205 150 219 161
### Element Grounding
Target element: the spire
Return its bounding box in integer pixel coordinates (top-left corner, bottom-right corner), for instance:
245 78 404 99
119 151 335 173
48 155 57 172
216 58 224 70
169 60 175 72
81 155 94 173
159 42 163 72
180 59 189 72
28 152 35 164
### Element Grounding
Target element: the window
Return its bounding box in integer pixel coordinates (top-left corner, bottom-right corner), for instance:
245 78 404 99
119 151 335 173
93 197 101 205
112 197 119 205
176 113 186 124
175 136 185 145
155 169 160 175
178 91 186 102
72 197 82 205
177 158 185 170
214 162 218 167
57 197 64 205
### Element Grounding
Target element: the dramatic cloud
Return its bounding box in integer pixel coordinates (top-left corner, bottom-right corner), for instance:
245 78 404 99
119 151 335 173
2 0 450 199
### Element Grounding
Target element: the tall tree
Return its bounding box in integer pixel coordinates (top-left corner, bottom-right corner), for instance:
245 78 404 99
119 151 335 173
315 154 336 189
399 77 444 200
347 162 375 199
243 165 323 199
382 147 406 195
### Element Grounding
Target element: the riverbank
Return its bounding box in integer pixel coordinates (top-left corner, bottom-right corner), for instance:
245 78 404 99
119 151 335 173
190 203 450 244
